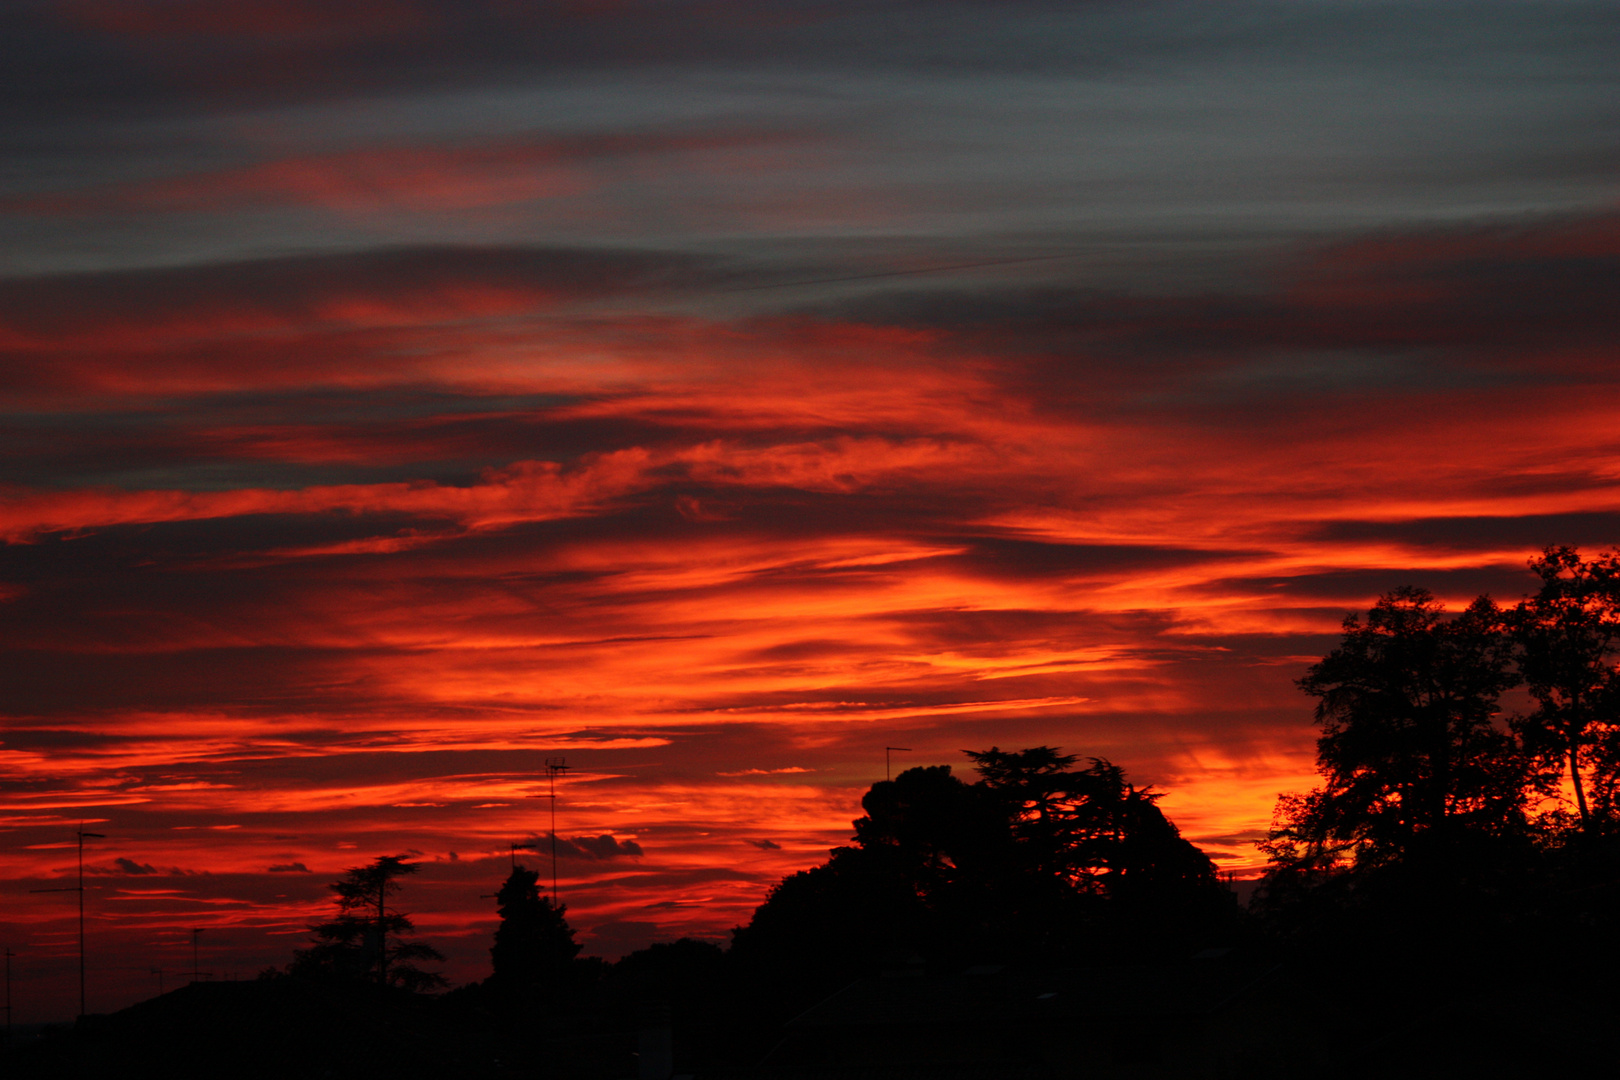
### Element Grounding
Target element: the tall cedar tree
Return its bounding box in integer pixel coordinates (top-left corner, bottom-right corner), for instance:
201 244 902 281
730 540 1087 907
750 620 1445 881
1512 545 1620 830
291 855 446 991
1266 587 1526 871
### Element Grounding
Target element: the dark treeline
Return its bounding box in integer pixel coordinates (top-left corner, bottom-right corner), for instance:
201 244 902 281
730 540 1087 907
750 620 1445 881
12 545 1620 1077
1243 546 1620 1077
730 747 1232 979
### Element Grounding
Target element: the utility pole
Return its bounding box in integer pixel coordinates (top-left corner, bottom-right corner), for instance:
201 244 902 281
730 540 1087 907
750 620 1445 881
29 826 105 1017
544 757 569 906
4 947 14 1044
190 928 205 984
885 747 912 781
75 828 102 1017
377 870 388 988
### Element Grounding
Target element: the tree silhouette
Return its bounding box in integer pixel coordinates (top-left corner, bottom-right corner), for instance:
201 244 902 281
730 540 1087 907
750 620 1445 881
488 864 580 997
1266 587 1526 872
965 747 1215 896
733 747 1225 976
1512 545 1620 831
290 855 446 991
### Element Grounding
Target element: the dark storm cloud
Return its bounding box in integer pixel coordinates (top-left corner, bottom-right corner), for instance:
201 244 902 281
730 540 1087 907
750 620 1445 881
592 867 766 891
1198 566 1543 610
5 129 813 217
0 644 401 716
939 539 1248 580
0 243 718 344
6 0 1041 121
0 727 124 750
533 833 645 861
0 2 1119 120
825 212 1620 406
0 404 722 509
1310 514 1620 555
12 1 1618 121
0 400 732 491
888 608 1181 649
83 857 196 876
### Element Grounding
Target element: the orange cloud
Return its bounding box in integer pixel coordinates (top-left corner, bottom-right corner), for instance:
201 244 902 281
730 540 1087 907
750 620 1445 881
8 204 1620 1015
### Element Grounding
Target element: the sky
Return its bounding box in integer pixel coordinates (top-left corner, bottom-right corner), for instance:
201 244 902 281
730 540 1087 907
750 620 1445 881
3 0 1619 1020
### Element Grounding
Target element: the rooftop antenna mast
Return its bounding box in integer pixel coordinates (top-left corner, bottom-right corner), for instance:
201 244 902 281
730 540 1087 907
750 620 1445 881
29 825 105 1017
4 947 14 1044
543 757 569 906
885 747 912 781
190 928 206 984
510 841 538 870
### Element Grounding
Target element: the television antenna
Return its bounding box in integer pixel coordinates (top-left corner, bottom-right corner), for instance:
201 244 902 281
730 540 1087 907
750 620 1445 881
28 825 105 1017
542 757 569 905
4 947 15 1043
190 928 212 984
885 747 912 781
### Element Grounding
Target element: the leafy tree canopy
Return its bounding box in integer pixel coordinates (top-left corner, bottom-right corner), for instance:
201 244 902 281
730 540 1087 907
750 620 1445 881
1266 587 1527 874
732 747 1225 976
1512 545 1620 830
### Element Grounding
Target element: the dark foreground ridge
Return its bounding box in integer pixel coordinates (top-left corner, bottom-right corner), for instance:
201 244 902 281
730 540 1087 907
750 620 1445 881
9 942 1618 1080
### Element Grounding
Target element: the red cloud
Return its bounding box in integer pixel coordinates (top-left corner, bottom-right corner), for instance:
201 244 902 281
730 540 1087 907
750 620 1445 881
20 143 581 215
0 435 996 543
7 206 1619 1018
11 130 815 217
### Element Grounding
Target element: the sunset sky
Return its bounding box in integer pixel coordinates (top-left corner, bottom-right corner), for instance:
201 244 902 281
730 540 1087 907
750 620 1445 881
4 0 1619 1020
